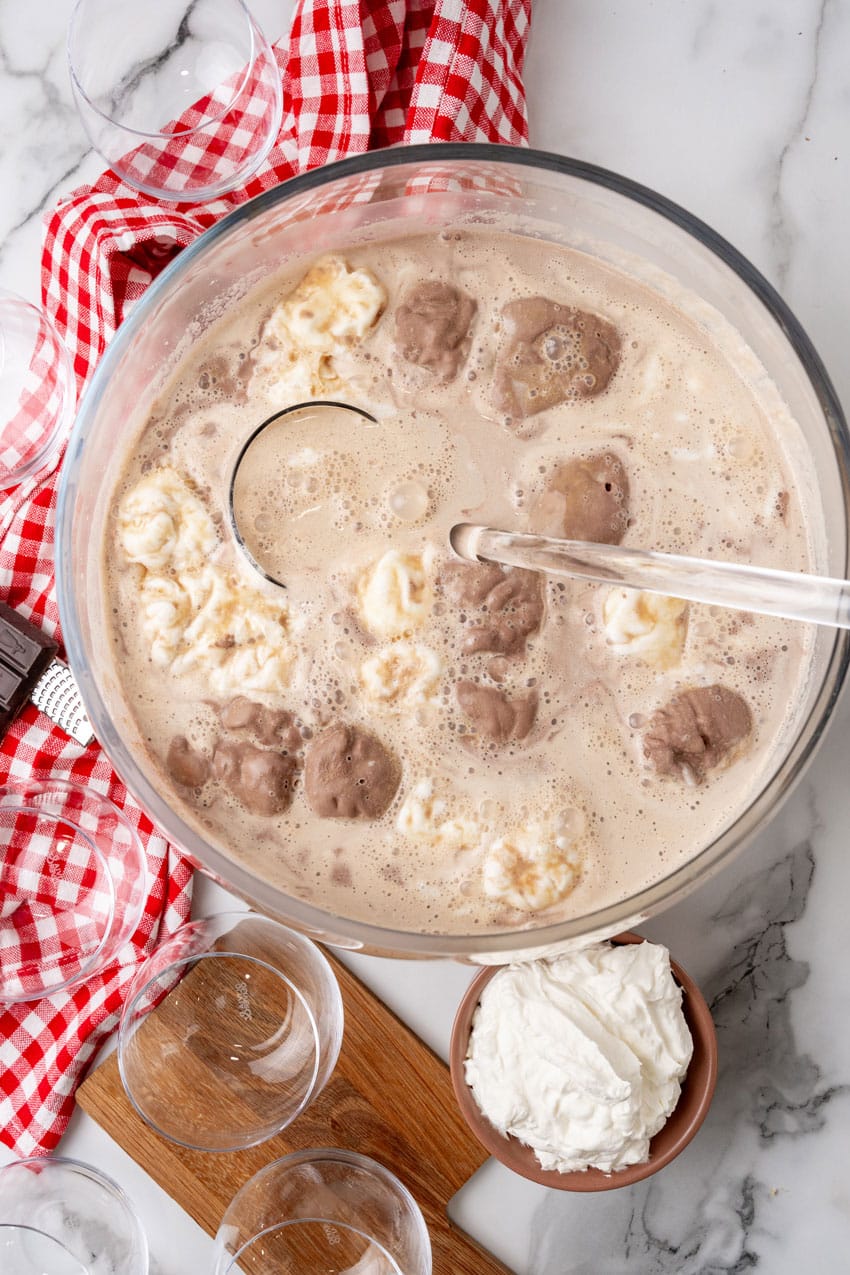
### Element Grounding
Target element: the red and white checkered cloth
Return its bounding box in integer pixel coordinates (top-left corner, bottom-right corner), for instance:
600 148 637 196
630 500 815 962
0 0 530 1157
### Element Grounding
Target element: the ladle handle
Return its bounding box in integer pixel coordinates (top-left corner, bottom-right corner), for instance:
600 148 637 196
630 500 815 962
450 523 850 630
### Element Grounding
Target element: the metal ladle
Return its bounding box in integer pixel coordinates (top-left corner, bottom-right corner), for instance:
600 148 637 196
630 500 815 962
228 401 377 588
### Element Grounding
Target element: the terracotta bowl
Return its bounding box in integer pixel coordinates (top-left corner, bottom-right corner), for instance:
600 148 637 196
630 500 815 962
449 932 718 1191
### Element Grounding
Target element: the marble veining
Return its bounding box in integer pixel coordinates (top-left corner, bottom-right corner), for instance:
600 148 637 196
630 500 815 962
2 3 850 1272
0 1 93 297
526 828 850 1273
0 31 87 241
767 0 829 291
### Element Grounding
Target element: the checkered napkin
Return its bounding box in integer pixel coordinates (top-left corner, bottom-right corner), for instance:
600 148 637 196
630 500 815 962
0 0 530 1157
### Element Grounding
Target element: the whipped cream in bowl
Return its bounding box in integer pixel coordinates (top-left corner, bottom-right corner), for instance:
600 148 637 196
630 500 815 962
449 934 717 1191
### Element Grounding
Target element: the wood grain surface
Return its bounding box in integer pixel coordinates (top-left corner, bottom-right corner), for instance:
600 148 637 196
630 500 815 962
78 935 511 1274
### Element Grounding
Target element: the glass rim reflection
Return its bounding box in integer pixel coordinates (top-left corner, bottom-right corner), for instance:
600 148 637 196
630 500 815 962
227 1220 403 1275
0 1223 91 1275
67 0 261 141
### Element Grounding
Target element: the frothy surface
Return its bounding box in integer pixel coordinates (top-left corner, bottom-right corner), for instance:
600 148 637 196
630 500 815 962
102 230 817 935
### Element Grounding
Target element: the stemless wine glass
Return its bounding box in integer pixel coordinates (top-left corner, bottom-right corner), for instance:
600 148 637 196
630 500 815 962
0 289 75 491
0 780 148 1002
213 1149 433 1275
67 0 283 202
0 1156 148 1275
118 911 344 1150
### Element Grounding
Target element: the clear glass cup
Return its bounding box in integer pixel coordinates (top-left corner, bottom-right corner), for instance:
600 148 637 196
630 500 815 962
213 1149 432 1275
0 1156 148 1275
0 780 148 1002
67 0 283 202
118 911 344 1150
0 289 75 491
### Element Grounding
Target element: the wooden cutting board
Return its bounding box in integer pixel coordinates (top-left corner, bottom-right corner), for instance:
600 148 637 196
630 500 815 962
77 946 510 1274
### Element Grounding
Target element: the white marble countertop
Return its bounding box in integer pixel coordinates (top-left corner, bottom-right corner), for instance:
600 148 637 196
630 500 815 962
3 1 850 1271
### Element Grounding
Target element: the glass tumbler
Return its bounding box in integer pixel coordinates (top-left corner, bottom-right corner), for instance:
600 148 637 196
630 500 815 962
67 0 283 201
0 1156 148 1275
0 289 75 491
118 911 344 1150
0 780 148 1002
213 1149 433 1275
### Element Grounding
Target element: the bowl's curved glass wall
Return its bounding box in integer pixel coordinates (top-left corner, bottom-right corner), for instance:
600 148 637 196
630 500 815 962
58 146 850 959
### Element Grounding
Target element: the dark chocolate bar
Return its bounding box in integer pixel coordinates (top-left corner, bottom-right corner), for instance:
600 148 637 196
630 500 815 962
0 602 59 734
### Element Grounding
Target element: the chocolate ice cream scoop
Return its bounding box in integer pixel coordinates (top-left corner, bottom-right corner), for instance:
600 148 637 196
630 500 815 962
531 452 630 544
218 696 302 750
395 281 477 380
438 560 544 656
495 297 621 419
643 685 752 781
196 351 251 405
212 740 298 815
304 723 400 819
455 681 538 743
167 735 210 788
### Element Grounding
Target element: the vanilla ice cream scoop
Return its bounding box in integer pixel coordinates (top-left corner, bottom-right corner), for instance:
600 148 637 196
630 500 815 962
252 255 386 401
482 819 582 911
360 642 441 706
170 568 293 696
602 588 688 668
119 466 217 572
118 467 294 697
356 548 433 639
396 777 482 852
